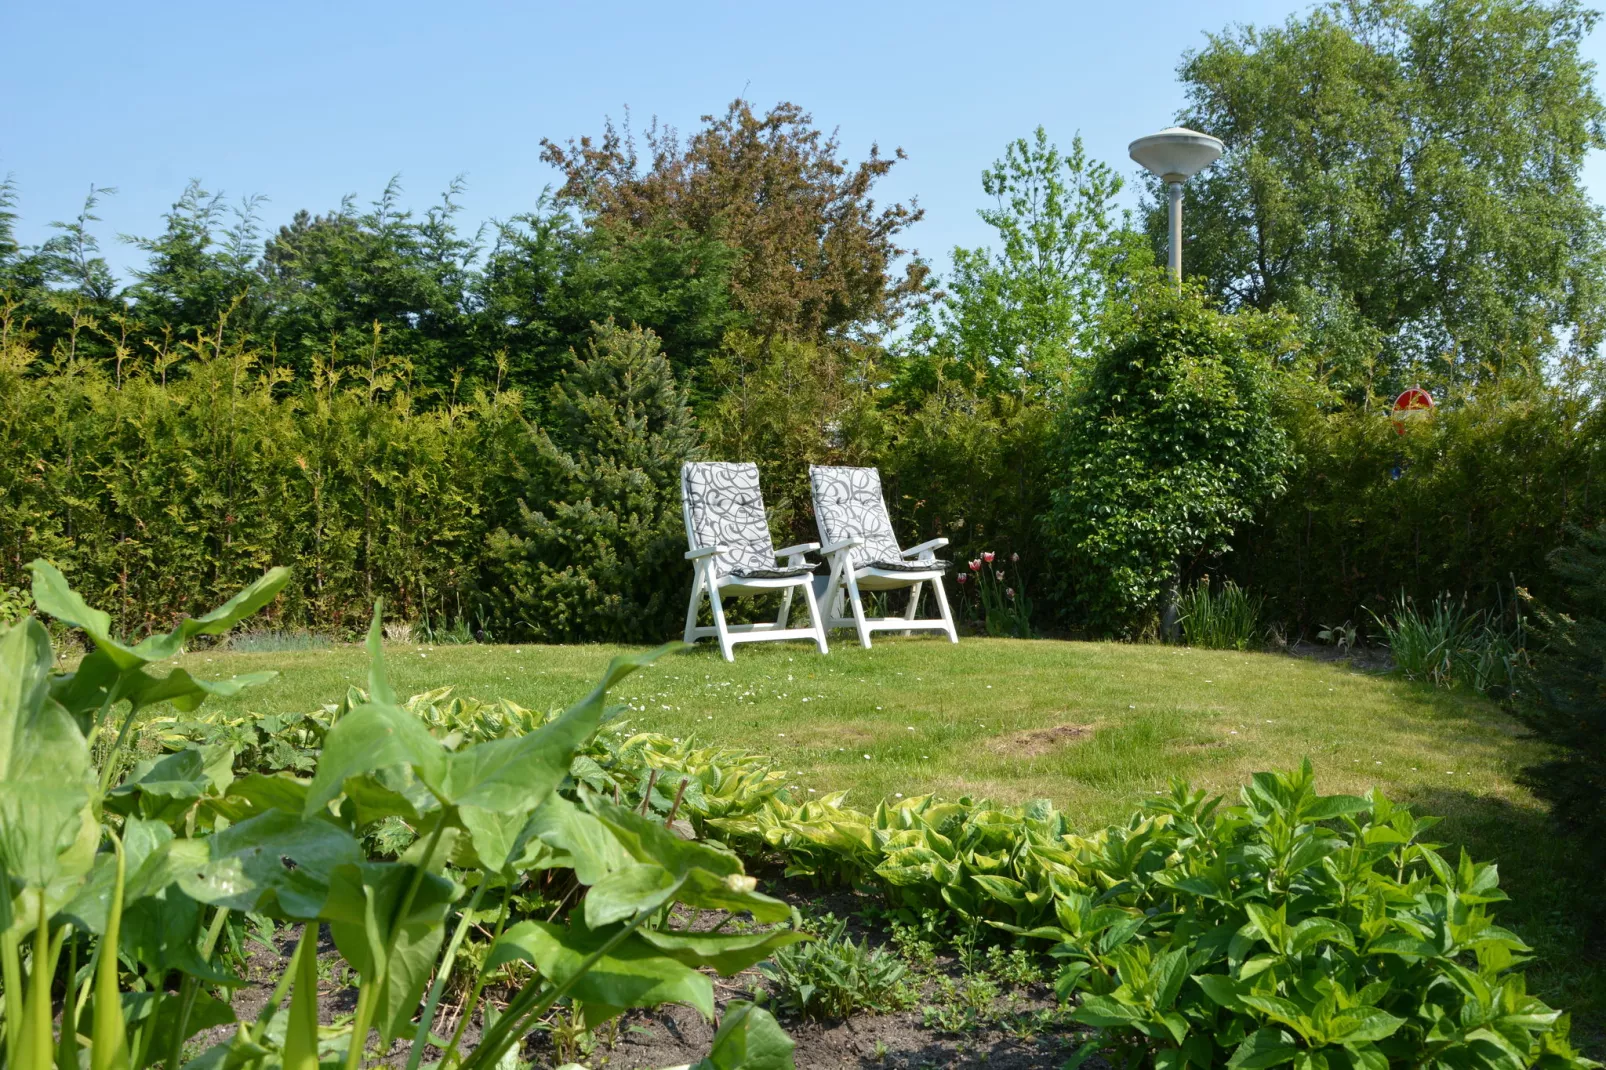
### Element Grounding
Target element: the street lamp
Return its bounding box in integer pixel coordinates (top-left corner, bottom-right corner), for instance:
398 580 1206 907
1128 126 1224 282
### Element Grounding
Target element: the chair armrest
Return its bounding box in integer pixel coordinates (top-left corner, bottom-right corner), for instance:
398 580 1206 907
685 545 725 561
902 537 949 559
777 536 822 562
818 537 864 557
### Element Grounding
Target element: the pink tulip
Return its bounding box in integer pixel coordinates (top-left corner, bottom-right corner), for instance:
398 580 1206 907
956 574 968 584
995 570 1004 581
983 551 995 563
1006 588 1015 599
968 560 981 572
1011 552 1020 563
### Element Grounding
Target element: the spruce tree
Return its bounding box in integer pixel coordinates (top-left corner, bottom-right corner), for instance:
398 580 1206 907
485 322 702 642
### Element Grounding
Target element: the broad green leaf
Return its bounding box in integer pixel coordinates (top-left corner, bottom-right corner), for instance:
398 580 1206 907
488 918 715 1018
637 928 811 976
320 861 456 1043
1227 1028 1300 1070
521 794 632 883
690 1001 795 1070
179 809 360 918
28 561 289 668
1290 917 1356 956
281 925 320 1070
585 863 684 928
104 746 233 820
303 703 446 817
0 618 94 901
1302 795 1370 821
1328 1007 1405 1045
123 668 279 714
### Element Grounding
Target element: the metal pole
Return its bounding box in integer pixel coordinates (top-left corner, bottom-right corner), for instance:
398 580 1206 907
1167 180 1184 285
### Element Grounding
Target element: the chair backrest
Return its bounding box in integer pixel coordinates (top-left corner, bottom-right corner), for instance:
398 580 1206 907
681 462 779 578
810 465 904 569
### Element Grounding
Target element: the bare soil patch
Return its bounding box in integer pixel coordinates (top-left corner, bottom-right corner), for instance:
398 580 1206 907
989 723 1092 757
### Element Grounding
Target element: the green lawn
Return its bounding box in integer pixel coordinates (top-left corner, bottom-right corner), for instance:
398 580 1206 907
171 633 1603 1040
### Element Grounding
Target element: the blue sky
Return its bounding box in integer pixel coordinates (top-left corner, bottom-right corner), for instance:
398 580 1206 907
7 0 1606 284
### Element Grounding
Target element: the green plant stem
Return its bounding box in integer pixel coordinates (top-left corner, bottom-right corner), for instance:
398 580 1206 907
97 694 139 796
459 908 654 1070
343 981 377 1070
404 875 489 1070
2 927 22 1070
248 931 303 1044
345 820 446 1070
166 907 230 1070
441 890 510 1069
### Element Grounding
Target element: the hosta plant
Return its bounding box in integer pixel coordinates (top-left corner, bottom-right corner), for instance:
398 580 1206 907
0 560 800 1070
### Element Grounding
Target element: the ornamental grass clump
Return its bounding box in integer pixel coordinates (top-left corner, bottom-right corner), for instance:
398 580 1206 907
1176 575 1264 650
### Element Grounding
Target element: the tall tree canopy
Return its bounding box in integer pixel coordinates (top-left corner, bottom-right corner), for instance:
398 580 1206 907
902 127 1131 397
540 100 930 347
1165 0 1606 394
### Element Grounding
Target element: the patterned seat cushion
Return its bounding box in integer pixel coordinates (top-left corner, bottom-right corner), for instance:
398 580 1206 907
681 461 783 579
864 558 951 573
810 465 912 571
730 564 818 581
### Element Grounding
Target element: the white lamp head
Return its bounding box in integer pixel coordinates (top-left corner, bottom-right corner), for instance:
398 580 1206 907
1128 127 1224 183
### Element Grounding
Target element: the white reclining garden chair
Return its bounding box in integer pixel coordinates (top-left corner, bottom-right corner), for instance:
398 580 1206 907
809 465 958 648
681 461 829 661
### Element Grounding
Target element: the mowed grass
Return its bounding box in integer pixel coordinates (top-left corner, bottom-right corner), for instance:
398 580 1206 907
173 634 1603 1036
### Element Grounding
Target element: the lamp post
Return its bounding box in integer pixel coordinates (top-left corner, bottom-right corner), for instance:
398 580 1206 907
1128 127 1224 283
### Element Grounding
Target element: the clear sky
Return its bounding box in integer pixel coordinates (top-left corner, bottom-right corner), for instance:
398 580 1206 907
7 0 1606 284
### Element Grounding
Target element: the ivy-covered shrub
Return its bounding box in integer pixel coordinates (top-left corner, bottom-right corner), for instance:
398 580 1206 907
484 322 702 643
1041 277 1296 635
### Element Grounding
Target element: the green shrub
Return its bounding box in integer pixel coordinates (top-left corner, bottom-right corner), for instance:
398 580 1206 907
484 322 700 643
1041 277 1295 635
1177 575 1263 650
1235 376 1606 634
714 765 1593 1067
759 915 914 1019
1520 524 1606 851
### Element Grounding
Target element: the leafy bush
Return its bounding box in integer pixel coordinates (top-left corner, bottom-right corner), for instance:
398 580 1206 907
1177 575 1263 650
759 915 914 1019
1 561 802 1070
713 767 1593 1067
484 322 702 642
1041 277 1295 635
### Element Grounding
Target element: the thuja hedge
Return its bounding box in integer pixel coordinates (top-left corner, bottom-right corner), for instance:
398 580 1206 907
0 333 528 636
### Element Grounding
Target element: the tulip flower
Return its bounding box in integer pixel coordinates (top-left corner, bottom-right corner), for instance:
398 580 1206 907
1006 588 1015 599
983 551 995 563
956 574 967 584
996 570 1004 581
968 559 982 571
1011 552 1020 563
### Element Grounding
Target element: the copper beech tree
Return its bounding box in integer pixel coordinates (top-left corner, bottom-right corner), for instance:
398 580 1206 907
540 99 931 348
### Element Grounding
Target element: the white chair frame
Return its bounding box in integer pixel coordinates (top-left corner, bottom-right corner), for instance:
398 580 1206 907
680 468 829 662
817 537 959 648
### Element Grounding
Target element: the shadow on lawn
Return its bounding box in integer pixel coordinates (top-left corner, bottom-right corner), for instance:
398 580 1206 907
1398 783 1606 1051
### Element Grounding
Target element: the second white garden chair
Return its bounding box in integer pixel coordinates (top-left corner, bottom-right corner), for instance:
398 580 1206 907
809 465 958 648
681 461 829 661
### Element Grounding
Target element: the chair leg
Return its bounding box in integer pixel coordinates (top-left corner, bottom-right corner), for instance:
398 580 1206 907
932 574 959 643
844 570 872 649
683 565 705 645
775 586 795 629
799 579 829 655
823 552 848 628
708 579 735 662
902 580 922 636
